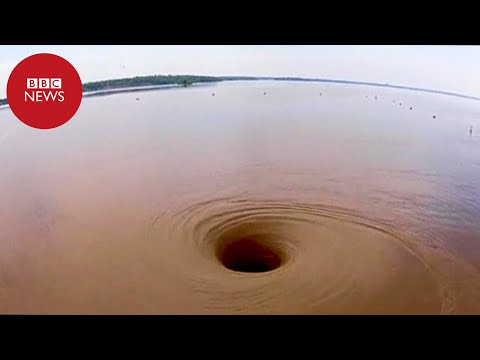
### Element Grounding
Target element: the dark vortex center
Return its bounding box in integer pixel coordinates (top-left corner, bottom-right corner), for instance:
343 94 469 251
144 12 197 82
218 237 282 273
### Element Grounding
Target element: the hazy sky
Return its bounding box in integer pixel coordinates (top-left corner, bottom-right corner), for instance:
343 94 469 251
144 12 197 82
1 45 480 98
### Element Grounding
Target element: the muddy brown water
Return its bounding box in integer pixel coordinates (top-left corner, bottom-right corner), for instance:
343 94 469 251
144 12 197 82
1 81 480 314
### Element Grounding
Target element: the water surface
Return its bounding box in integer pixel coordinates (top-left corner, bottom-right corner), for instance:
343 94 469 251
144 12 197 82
1 81 479 314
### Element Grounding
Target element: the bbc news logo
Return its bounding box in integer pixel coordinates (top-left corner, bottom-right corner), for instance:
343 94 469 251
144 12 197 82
7 53 82 129
25 78 65 102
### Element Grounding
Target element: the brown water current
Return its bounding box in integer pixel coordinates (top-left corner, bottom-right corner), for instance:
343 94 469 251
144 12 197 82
0 81 480 314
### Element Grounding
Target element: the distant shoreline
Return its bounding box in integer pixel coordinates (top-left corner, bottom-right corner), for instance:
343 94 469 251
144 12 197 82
1 75 480 107
83 84 182 98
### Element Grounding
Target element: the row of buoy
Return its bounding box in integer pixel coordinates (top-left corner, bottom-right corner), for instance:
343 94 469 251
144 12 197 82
142 90 475 135
364 95 440 119
207 91 442 121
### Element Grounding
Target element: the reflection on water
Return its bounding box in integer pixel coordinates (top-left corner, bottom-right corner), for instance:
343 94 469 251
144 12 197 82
0 81 480 314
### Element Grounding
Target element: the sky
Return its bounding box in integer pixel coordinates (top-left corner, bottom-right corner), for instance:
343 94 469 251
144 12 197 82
1 45 480 98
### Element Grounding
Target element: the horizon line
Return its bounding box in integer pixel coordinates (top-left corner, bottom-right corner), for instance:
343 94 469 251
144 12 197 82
1 75 480 103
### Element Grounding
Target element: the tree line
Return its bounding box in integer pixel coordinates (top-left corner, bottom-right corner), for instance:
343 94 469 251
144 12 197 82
82 75 221 92
0 75 223 105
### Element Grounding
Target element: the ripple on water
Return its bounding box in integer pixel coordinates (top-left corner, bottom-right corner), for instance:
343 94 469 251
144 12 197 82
148 197 480 314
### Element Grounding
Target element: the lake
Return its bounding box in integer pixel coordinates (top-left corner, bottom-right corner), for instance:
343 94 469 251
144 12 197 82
0 80 479 314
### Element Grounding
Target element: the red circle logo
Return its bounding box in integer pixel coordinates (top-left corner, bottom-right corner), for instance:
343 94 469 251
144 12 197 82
7 53 82 130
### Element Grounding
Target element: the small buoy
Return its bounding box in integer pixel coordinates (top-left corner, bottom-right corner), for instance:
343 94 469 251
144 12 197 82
212 93 215 96
136 98 139 101
320 93 322 96
409 107 412 110
264 92 267 95
433 115 436 119
399 103 402 106
375 96 377 100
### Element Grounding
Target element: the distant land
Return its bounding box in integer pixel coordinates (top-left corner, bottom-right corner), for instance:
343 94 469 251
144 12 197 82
1 74 480 106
